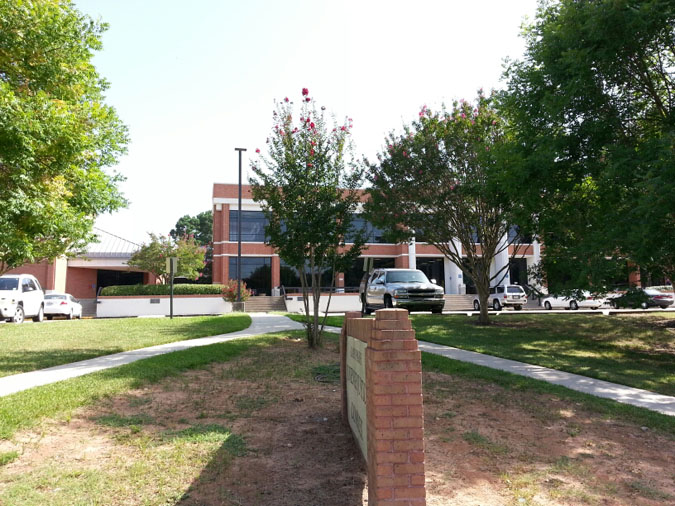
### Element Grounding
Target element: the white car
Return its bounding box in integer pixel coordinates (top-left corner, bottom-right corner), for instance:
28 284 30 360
0 274 45 324
542 291 604 310
473 284 527 311
44 293 83 320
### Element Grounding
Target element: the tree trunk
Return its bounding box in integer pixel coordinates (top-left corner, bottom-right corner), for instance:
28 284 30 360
477 289 490 325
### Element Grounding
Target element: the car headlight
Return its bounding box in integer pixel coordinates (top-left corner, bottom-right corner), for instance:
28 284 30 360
394 289 408 295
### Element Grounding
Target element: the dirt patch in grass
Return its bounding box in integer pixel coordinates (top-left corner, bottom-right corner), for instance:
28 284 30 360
0 335 673 505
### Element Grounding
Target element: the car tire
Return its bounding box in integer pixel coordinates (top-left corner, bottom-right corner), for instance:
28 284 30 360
11 306 25 324
32 306 44 323
384 296 393 309
47 315 53 320
493 299 502 311
67 309 74 320
610 300 618 309
473 300 480 311
544 301 552 310
514 305 522 311
570 301 579 310
640 302 649 310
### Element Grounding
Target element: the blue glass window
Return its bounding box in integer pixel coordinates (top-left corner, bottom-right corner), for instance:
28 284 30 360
229 211 268 242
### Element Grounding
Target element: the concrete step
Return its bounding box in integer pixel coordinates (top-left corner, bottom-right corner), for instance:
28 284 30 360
80 298 97 317
443 295 475 310
244 296 287 313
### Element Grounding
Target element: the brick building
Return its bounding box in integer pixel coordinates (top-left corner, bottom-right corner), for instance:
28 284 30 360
212 183 544 296
3 229 156 314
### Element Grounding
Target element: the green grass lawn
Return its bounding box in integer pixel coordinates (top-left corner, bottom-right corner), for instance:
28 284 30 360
283 313 346 328
0 314 251 377
303 312 675 395
412 313 675 396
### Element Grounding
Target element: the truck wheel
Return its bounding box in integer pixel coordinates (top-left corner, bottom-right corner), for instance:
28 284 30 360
493 299 502 311
384 296 393 308
32 306 44 322
11 306 25 324
361 300 372 316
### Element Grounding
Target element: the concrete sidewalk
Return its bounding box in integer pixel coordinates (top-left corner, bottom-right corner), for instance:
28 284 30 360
417 341 675 417
0 313 304 398
1 315 673 418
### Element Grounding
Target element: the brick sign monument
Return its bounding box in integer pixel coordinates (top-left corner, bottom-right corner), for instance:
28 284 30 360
341 309 426 505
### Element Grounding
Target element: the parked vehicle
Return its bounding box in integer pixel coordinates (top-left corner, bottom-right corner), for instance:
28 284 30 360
473 284 527 311
0 274 45 324
541 291 604 310
607 287 674 309
44 293 83 320
360 268 445 315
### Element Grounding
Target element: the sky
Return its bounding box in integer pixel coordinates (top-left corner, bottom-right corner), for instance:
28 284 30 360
75 0 540 245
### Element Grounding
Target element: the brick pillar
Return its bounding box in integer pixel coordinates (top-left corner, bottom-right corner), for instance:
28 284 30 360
367 309 425 505
342 309 426 505
271 256 281 290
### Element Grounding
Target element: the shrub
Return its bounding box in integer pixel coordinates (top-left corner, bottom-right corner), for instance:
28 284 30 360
100 284 223 296
221 279 252 302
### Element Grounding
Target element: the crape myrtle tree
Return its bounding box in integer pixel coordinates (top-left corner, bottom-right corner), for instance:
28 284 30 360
0 1 128 274
127 233 205 284
499 0 675 291
170 211 213 283
250 88 366 347
365 92 525 324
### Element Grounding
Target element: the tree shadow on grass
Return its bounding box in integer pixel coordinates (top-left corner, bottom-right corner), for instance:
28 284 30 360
177 409 367 506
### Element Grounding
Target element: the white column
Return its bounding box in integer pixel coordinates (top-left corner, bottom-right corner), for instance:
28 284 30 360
408 236 416 270
494 233 510 285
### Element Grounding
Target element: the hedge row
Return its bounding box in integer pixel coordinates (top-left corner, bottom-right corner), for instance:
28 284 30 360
100 284 223 296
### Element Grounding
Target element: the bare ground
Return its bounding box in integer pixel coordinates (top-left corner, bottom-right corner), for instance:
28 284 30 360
0 335 673 505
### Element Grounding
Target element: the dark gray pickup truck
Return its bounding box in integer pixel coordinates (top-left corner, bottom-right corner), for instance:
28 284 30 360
359 268 445 315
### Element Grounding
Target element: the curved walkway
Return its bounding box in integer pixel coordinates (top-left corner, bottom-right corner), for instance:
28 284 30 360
1 315 673 418
417 341 675 417
0 314 304 398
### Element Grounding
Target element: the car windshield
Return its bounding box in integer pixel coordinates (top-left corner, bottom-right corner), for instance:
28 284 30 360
507 286 525 294
0 278 19 290
386 271 429 284
45 295 67 300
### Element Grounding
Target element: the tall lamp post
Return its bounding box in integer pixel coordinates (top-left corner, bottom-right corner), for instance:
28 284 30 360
235 148 246 304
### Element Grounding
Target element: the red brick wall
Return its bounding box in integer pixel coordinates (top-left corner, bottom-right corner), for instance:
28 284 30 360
5 261 54 290
65 267 98 298
342 310 426 505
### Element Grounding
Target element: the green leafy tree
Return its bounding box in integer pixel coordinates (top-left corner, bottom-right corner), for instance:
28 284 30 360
170 211 212 245
250 88 366 347
127 234 205 284
170 211 213 283
499 0 675 290
366 93 525 324
0 0 128 274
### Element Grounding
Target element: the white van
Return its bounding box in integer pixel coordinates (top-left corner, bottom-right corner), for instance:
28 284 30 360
473 284 527 311
0 274 45 323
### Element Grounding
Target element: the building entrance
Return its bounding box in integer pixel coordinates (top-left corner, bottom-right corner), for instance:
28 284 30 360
416 258 445 289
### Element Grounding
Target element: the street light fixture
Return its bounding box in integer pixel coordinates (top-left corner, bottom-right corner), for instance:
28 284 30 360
235 148 246 303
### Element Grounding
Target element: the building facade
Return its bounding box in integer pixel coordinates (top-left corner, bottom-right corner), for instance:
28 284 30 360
3 229 156 301
212 183 544 295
